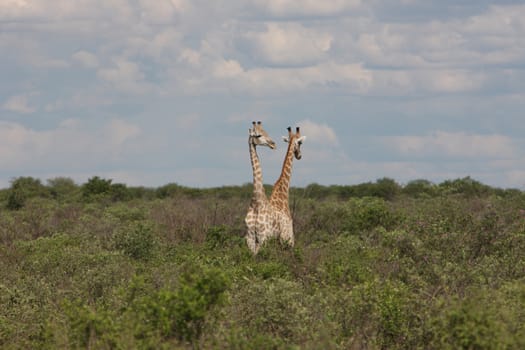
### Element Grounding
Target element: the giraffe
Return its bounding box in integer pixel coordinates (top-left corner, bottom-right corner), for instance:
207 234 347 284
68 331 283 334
269 126 306 248
244 121 277 254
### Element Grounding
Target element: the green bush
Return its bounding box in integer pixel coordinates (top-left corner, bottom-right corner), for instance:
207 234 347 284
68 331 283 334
221 330 289 350
81 176 113 200
318 236 376 286
437 176 493 197
253 261 291 280
402 179 436 197
114 222 157 260
342 178 402 200
337 279 414 349
304 196 404 240
6 177 50 210
303 182 333 199
344 197 403 233
427 288 523 349
307 202 349 235
109 183 132 201
205 225 243 249
233 278 313 343
63 300 118 349
81 176 134 202
155 183 186 198
47 177 79 201
105 204 148 223
135 267 230 343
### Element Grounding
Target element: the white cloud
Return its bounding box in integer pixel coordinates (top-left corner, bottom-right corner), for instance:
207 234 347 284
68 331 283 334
297 120 339 146
178 48 201 67
97 57 152 94
105 119 141 146
117 28 184 65
244 23 333 66
386 131 517 159
0 0 40 19
354 31 426 68
369 68 487 95
138 0 188 24
428 69 486 93
206 59 372 94
213 59 244 78
336 4 525 85
254 0 361 17
2 94 36 114
72 50 99 68
464 5 525 36
0 119 141 170
0 0 136 22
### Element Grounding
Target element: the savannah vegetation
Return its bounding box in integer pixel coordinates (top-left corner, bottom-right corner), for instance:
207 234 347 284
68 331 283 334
1 175 524 349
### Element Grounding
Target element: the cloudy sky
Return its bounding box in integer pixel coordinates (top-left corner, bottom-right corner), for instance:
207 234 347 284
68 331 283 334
1 0 525 189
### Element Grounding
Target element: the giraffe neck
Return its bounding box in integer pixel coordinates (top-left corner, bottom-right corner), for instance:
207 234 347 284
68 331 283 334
270 139 294 215
249 138 268 204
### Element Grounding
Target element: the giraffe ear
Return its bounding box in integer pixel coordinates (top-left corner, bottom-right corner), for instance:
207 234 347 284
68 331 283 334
282 136 289 143
297 136 306 144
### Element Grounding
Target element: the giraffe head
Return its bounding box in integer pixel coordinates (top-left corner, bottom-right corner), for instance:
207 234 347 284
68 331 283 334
249 121 276 149
283 126 306 160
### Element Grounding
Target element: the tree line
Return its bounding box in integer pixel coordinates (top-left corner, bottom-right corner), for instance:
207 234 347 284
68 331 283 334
1 175 522 210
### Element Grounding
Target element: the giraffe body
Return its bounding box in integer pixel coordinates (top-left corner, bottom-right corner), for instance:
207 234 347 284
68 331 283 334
246 203 292 254
269 126 306 248
244 121 277 254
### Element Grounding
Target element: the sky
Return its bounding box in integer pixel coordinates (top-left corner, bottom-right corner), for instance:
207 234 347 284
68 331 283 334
1 0 525 189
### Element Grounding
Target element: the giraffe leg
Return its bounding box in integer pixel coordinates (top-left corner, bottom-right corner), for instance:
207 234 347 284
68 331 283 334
246 230 258 254
280 222 295 247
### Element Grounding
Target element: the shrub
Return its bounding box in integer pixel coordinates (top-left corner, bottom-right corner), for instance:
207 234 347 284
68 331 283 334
371 177 402 200
337 279 414 349
6 177 50 210
109 183 132 201
114 222 157 260
344 197 403 233
402 179 436 197
307 202 349 235
105 204 148 223
63 300 118 349
221 330 289 350
437 176 493 197
233 278 313 343
205 225 243 249
11 198 57 240
303 182 333 199
47 177 79 201
318 236 376 286
81 177 133 202
427 291 516 349
81 176 113 200
135 267 230 343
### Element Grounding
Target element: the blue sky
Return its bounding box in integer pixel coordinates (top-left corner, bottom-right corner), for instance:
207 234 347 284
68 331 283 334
1 0 525 189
